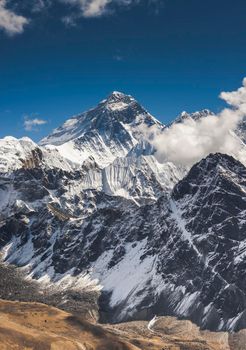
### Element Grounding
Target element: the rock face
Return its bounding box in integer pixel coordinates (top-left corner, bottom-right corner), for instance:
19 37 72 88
1 92 246 333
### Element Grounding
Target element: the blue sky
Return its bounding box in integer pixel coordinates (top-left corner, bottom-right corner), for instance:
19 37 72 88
1 0 246 141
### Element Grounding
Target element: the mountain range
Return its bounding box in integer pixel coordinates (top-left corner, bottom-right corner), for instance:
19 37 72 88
1 91 246 332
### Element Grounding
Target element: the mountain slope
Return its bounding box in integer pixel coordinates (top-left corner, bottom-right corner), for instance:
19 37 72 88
94 154 246 331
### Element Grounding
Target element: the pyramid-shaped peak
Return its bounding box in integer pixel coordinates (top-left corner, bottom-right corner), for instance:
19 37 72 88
40 91 163 147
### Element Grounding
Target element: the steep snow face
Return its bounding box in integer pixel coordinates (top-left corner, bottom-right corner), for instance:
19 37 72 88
102 155 184 201
40 92 163 167
52 154 183 205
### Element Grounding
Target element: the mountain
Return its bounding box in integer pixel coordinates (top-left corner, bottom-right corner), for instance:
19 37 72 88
1 93 246 333
86 153 246 331
40 91 180 203
40 91 163 168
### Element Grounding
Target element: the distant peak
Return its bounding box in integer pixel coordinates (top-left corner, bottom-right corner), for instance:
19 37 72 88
170 109 214 127
179 109 212 118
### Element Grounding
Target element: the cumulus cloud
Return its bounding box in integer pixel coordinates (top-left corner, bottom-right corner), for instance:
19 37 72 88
24 117 48 131
145 78 246 167
220 78 246 112
0 0 29 35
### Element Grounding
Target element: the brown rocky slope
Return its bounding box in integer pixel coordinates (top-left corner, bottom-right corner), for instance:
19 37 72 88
0 299 245 350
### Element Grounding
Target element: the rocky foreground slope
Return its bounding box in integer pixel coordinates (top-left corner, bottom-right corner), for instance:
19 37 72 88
0 299 245 350
1 92 246 333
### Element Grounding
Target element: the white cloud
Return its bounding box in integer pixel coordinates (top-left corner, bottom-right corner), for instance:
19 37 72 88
0 0 29 35
61 0 137 18
24 117 48 131
144 78 246 167
80 0 111 17
61 0 110 18
220 78 246 113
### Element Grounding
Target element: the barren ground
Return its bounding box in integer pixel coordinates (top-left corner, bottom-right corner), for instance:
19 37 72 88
0 299 245 349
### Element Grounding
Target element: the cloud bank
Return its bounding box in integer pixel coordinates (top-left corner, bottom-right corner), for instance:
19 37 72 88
147 78 246 167
0 0 29 35
24 117 48 131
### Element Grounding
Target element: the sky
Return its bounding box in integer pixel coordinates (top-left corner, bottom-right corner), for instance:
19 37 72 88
1 0 246 141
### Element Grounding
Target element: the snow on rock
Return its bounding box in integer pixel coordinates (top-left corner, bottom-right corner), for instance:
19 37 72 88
0 136 75 174
0 136 37 173
92 239 155 311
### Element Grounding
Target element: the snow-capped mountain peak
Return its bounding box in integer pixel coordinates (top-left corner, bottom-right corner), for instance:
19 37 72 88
40 92 163 167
